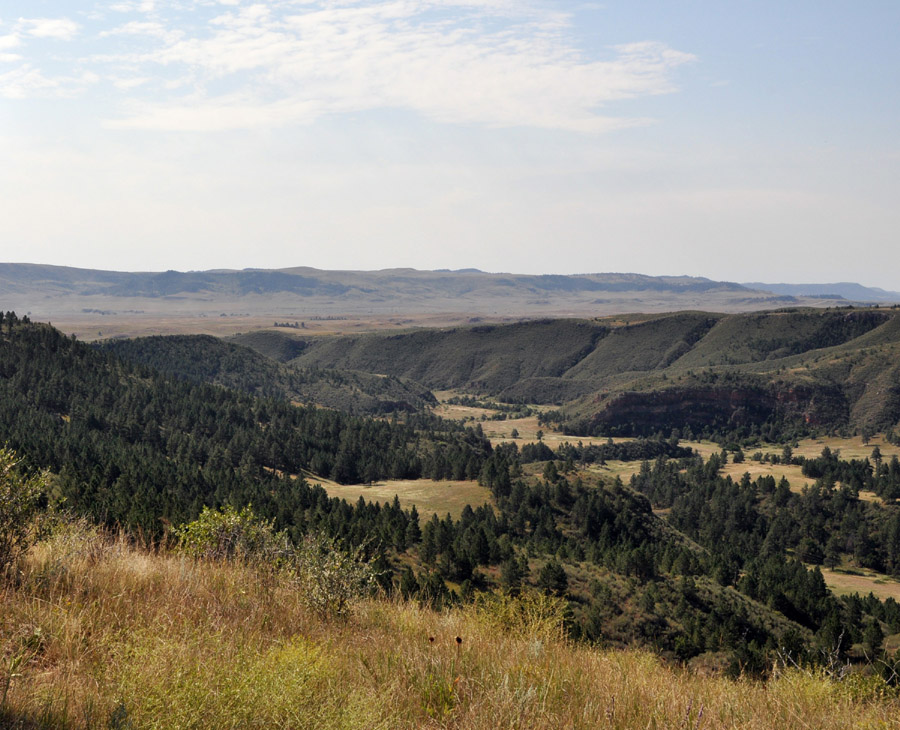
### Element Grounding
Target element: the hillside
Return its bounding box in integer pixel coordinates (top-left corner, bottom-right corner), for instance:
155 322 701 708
238 307 900 438
237 319 609 392
746 281 900 303
5 312 900 709
0 314 489 535
100 334 436 415
5 530 899 729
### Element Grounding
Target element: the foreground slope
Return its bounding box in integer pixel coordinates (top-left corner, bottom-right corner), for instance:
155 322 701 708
3 532 899 730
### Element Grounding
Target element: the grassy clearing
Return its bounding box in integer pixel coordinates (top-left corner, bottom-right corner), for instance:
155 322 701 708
684 437 899 493
3 533 900 729
587 461 646 483
761 434 900 462
482 417 633 447
310 477 492 520
433 391 624 448
821 566 900 603
504 432 894 498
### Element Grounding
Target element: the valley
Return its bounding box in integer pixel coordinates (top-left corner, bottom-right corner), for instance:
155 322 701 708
3 290 900 727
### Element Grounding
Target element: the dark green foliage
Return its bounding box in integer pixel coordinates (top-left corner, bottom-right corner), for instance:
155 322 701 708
0 318 490 537
631 448 900 665
537 559 568 595
102 335 436 416
548 437 693 465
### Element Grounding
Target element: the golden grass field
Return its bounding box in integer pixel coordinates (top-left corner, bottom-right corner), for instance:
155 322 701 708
3 529 900 730
308 477 492 520
822 567 900 602
435 396 900 501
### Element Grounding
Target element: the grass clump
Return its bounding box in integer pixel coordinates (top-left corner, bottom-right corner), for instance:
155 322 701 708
110 633 343 729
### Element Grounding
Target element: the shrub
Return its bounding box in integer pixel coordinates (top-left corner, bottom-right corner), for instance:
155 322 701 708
292 532 377 621
474 589 570 642
0 448 47 575
174 505 290 564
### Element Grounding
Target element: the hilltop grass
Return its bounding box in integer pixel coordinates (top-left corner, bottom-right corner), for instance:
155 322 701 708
3 528 900 729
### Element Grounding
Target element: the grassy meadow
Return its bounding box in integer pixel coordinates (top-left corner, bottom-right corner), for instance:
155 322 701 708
3 527 900 730
311 477 492 520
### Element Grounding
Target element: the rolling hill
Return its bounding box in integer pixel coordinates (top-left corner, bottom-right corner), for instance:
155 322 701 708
100 334 436 415
230 307 900 438
0 263 875 325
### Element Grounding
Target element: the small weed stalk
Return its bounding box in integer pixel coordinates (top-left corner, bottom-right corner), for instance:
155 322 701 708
1 650 30 710
422 635 464 721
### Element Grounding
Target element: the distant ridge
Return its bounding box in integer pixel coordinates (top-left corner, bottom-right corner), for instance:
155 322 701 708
0 262 884 319
744 281 900 303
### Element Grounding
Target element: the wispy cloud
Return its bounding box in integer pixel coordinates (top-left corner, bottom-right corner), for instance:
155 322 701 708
16 17 81 40
0 64 94 98
0 33 21 62
105 1 693 132
6 1 694 130
108 1 157 13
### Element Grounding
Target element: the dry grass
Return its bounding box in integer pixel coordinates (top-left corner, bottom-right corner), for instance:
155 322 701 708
48 312 522 343
821 567 900 603
587 461 647 483
683 438 899 494
310 478 492 520
483 417 632 447
2 530 900 729
786 435 900 462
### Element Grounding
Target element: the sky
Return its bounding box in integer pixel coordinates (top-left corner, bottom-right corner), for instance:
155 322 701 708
1 1 899 289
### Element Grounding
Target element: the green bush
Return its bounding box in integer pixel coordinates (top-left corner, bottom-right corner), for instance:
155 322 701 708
292 532 377 621
0 448 47 574
174 504 291 564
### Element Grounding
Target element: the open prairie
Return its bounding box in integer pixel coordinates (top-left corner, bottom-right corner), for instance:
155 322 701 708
784 434 900 461
48 311 510 342
481 417 636 447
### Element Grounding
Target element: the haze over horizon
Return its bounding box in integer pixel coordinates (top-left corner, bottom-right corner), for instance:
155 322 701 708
2 1 898 290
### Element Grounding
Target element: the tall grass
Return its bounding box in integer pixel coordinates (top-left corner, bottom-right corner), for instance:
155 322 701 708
2 525 899 729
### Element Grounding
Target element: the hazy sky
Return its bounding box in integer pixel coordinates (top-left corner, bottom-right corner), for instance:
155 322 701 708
2 1 898 288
